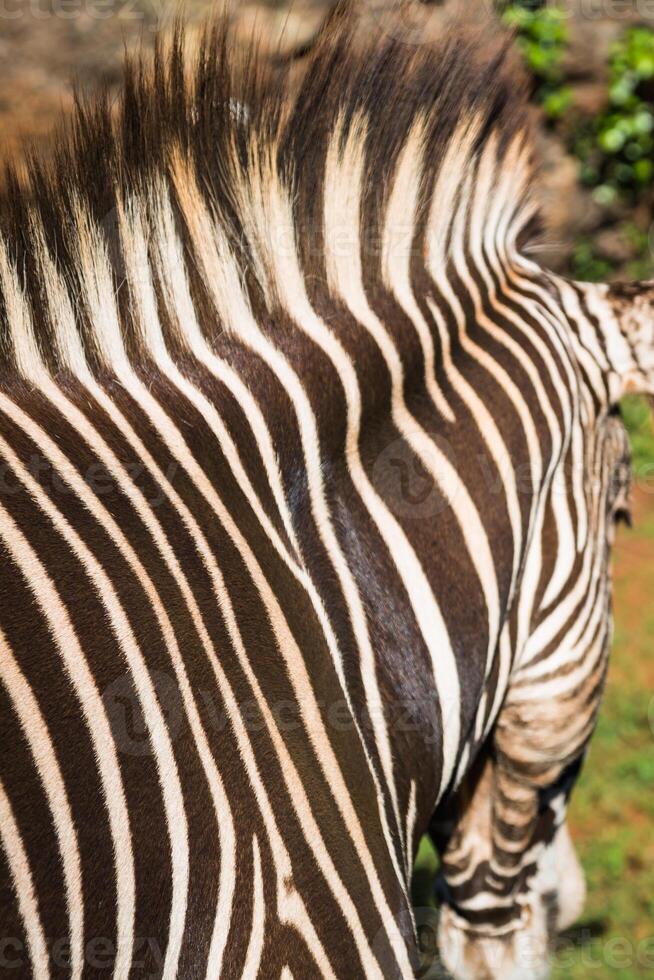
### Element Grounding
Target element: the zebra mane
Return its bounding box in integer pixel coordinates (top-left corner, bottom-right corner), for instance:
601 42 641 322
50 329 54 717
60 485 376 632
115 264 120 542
0 5 536 380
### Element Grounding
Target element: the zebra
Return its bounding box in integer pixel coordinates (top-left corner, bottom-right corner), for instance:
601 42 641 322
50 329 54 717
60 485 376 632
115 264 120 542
0 7 652 979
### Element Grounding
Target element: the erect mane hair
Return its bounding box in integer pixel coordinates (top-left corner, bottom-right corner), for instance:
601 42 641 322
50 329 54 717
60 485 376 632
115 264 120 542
0 4 536 379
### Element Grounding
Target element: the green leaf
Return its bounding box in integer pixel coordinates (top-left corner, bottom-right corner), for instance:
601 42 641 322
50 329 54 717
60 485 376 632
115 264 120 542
634 158 654 183
600 128 627 152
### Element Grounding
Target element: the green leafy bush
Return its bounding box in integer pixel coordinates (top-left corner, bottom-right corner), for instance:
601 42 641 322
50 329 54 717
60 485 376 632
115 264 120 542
500 1 572 119
621 394 654 478
574 27 654 203
571 222 654 283
621 221 654 279
569 239 615 283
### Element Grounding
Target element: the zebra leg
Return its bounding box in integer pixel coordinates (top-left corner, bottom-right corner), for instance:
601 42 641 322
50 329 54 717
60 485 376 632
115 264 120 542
435 699 595 980
549 819 586 932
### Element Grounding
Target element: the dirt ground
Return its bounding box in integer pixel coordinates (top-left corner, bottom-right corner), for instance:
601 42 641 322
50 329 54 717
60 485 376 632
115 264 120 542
0 0 329 164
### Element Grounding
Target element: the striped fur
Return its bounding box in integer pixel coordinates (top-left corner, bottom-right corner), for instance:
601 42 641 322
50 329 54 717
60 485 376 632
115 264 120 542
1 7 653 979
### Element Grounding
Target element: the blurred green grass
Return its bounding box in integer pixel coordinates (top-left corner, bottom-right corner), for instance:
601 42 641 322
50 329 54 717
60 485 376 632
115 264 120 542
553 480 654 979
412 396 654 977
622 395 654 480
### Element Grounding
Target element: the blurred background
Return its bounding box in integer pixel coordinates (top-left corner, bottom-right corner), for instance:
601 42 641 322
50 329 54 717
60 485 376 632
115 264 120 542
1 1 652 976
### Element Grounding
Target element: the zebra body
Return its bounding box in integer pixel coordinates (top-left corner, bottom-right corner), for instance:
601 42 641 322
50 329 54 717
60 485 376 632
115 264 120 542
0 11 652 979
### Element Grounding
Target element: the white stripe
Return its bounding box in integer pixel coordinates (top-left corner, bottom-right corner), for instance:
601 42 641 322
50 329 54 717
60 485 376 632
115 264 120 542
105 192 404 977
381 119 455 423
517 436 613 690
456 154 571 657
405 780 418 879
427 296 523 585
158 171 404 897
578 282 636 399
0 401 192 979
0 493 135 979
165 176 414 952
489 151 585 594
315 123 497 722
428 124 542 593
507 253 591 557
241 836 265 980
0 238 45 380
33 238 250 978
0 630 84 980
473 138 578 605
321 116 464 793
0 777 50 979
